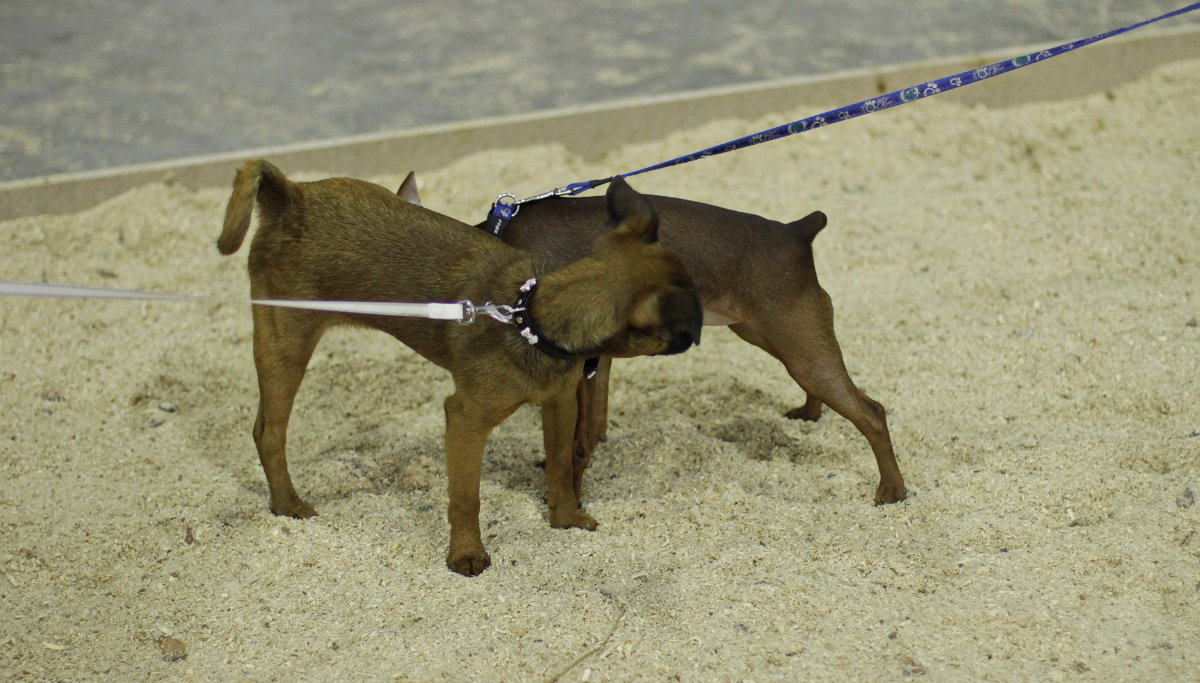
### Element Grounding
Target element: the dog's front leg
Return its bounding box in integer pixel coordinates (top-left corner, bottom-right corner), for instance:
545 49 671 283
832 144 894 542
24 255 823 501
443 392 498 577
543 390 599 531
572 377 592 508
571 357 613 505
585 357 612 446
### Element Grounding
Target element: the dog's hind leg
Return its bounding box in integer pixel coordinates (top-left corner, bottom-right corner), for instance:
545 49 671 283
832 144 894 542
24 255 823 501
786 393 825 422
796 363 906 505
727 322 824 422
251 305 326 518
730 290 907 505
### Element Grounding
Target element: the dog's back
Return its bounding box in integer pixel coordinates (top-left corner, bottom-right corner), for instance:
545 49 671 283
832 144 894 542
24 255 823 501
219 160 512 304
505 195 827 308
216 159 548 373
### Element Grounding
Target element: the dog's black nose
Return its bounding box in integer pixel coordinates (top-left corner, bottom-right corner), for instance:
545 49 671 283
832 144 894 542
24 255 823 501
665 329 699 355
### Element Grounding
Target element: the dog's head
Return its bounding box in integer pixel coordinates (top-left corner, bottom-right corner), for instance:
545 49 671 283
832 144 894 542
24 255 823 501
580 177 703 358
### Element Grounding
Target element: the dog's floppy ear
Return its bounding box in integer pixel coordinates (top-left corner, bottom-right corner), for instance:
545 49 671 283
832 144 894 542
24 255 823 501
789 210 826 244
605 176 659 243
396 171 420 205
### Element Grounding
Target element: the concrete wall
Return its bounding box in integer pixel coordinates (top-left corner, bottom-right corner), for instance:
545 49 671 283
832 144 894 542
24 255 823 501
1 25 1196 221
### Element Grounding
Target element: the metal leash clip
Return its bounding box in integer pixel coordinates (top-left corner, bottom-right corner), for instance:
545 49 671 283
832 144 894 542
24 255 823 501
459 300 524 325
516 186 570 205
517 178 613 205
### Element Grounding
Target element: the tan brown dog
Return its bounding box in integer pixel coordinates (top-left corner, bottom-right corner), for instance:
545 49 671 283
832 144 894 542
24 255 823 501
397 175 904 507
219 161 702 576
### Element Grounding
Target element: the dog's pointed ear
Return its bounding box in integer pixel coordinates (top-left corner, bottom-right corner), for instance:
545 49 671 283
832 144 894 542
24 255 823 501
605 176 659 243
789 210 826 244
396 171 420 205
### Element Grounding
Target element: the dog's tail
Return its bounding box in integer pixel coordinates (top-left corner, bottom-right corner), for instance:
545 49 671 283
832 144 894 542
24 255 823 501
789 211 827 244
217 159 293 255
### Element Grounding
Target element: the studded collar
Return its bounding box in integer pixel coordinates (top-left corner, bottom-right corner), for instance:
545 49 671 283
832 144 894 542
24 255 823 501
510 277 600 378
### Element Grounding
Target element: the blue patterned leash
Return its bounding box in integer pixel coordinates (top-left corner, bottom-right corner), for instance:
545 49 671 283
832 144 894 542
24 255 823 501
480 0 1199 235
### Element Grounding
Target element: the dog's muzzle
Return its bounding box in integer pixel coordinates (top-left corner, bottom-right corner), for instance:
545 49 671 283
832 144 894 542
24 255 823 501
660 289 703 355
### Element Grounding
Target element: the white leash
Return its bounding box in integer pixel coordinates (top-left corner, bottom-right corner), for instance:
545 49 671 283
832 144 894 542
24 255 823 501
0 280 518 324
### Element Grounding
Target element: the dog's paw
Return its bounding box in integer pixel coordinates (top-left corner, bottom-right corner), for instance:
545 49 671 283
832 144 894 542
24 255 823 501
874 480 908 505
271 498 317 519
550 508 599 531
447 548 492 577
784 404 823 422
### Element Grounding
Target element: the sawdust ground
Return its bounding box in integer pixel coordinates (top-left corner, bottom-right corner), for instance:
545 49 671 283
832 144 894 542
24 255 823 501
1 60 1198 680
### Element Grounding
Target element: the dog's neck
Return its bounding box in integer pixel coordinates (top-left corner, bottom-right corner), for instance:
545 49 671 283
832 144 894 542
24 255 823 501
472 258 587 369
519 262 624 357
506 280 574 357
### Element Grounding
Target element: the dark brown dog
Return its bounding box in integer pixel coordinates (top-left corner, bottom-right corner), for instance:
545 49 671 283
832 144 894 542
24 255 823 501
510 196 906 506
404 175 904 506
219 161 702 576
